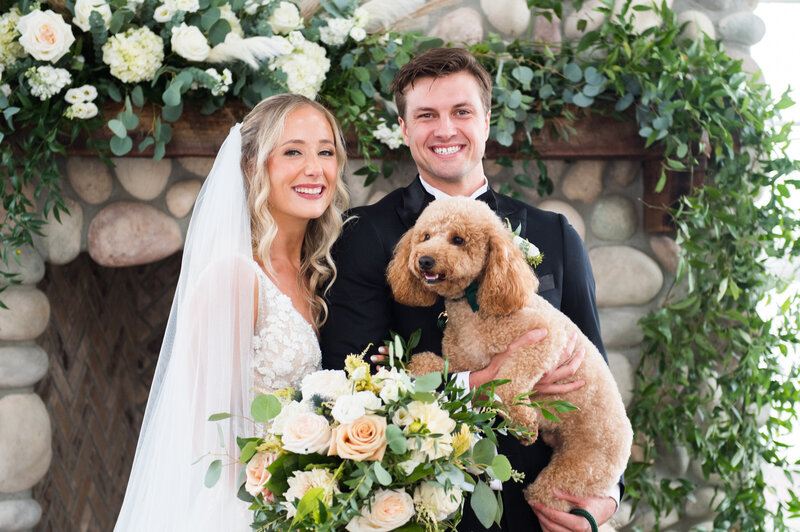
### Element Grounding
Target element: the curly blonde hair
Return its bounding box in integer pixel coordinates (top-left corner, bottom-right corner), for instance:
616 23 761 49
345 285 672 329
240 94 349 329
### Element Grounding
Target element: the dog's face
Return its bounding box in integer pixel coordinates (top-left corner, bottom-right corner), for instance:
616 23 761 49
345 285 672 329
405 206 491 298
387 197 538 314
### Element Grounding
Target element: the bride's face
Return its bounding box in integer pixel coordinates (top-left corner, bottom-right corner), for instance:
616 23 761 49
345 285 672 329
266 105 338 226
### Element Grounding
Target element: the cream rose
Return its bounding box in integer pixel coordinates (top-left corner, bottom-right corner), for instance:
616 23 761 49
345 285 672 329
244 452 277 501
268 1 302 34
345 489 415 532
413 482 463 521
17 9 75 63
281 412 331 454
270 400 310 435
170 23 210 61
328 415 387 462
72 0 112 32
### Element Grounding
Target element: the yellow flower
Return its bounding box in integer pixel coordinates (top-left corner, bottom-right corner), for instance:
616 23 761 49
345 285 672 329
451 424 473 458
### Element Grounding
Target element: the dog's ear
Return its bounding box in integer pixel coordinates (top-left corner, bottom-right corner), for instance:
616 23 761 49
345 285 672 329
478 220 538 315
387 230 438 307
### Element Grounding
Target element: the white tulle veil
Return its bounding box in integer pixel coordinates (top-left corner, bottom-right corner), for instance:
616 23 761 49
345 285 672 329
115 124 256 530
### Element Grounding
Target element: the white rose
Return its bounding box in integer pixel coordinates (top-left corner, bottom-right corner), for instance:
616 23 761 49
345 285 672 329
17 9 75 63
300 369 351 401
218 3 243 37
349 26 366 42
268 1 302 34
413 482 463 521
281 412 331 454
0 84 10 99
72 0 112 32
153 4 175 22
331 391 382 424
346 489 415 532
170 23 210 61
392 407 413 428
270 400 310 435
170 0 200 12
331 395 366 425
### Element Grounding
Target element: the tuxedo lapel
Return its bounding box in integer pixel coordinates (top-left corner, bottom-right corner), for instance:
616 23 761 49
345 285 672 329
396 178 435 229
486 189 528 235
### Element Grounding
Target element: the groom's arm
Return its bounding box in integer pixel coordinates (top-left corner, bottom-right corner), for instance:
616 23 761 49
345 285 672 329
320 214 394 370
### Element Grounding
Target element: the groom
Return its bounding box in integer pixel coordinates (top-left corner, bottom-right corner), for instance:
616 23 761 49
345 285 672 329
320 47 619 531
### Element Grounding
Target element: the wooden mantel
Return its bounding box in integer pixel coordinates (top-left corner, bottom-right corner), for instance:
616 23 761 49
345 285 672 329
65 103 700 233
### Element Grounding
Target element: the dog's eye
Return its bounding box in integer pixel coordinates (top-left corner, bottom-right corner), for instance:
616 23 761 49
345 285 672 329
423 234 430 241
451 236 465 246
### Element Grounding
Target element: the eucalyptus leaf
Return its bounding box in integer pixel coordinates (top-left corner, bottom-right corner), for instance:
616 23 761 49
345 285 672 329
110 135 133 156
204 459 222 488
564 62 582 83
372 462 392 486
251 394 281 422
413 372 441 393
470 481 498 529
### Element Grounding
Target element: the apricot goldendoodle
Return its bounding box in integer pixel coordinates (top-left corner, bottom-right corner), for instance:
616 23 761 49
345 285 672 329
386 196 632 513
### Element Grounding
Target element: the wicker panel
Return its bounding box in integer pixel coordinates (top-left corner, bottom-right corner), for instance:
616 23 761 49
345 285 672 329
34 252 182 532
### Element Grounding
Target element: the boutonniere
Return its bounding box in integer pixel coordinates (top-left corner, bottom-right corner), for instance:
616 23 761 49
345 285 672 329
506 220 544 267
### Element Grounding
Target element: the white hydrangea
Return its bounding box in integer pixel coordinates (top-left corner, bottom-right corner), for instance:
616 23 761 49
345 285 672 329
0 7 26 66
270 32 330 99
102 26 164 83
204 67 232 95
25 65 72 100
319 18 352 46
64 101 98 119
374 119 404 150
218 4 244 37
268 1 302 34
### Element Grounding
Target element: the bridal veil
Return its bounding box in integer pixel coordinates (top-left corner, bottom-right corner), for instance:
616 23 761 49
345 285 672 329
115 124 256 530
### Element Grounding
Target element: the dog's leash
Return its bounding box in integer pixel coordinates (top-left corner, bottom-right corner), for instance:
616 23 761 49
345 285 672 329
570 508 598 532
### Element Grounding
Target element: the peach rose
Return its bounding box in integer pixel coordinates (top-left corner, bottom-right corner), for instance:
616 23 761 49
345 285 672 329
345 489 415 532
328 415 387 462
244 452 277 501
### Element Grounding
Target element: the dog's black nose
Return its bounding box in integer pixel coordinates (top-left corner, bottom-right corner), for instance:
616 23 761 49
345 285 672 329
418 256 435 271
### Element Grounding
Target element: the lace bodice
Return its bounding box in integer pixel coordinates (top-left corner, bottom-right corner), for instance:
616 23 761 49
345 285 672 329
251 267 321 394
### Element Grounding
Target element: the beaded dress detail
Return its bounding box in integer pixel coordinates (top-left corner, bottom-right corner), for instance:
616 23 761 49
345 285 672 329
251 267 321 393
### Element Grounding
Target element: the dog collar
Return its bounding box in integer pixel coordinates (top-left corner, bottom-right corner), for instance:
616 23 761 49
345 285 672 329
452 281 480 312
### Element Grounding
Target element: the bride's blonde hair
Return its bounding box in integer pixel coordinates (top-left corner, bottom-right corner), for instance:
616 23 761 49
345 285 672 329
240 94 349 329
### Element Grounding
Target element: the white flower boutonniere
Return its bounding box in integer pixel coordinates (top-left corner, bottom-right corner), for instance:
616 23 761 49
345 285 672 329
506 220 544 267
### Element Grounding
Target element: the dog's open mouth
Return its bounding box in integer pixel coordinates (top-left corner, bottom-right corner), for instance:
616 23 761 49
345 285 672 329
422 272 446 284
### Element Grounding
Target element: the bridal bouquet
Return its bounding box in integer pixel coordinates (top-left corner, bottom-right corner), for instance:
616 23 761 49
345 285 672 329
207 340 525 531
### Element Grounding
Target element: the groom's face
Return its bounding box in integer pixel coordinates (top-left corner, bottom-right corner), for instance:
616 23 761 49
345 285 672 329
398 71 491 193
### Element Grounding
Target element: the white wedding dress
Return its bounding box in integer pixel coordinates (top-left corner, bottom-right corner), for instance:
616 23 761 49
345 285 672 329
251 266 322 394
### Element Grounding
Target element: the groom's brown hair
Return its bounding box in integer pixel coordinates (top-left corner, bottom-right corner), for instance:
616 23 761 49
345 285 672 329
389 47 493 120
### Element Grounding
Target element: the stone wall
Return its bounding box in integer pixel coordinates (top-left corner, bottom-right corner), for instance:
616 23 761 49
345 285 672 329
0 0 769 530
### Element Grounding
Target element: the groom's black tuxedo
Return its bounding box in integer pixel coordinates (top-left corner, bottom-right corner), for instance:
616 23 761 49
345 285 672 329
320 177 610 531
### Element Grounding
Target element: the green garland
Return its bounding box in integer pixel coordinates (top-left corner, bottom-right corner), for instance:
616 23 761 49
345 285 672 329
1 0 799 528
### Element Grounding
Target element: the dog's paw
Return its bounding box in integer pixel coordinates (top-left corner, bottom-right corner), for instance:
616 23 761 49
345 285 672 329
407 352 445 376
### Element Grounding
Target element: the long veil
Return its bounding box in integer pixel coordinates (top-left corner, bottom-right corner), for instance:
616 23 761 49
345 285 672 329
115 124 256 530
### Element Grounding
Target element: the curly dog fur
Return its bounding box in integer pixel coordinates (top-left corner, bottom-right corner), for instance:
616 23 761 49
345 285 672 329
386 197 632 513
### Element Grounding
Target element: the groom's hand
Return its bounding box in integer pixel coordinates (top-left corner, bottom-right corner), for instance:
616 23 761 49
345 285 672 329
531 490 617 532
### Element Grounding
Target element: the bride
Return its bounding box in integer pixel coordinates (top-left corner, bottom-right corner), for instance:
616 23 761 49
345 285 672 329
114 93 349 530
